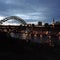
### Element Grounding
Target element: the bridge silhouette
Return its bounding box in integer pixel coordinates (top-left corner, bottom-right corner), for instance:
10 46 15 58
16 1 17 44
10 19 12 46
0 16 27 25
0 16 28 33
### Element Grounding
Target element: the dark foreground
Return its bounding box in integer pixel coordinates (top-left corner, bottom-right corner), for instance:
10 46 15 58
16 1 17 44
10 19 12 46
0 32 60 60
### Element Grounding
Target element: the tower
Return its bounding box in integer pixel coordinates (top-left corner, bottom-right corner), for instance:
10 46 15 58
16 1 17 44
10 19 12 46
52 18 55 24
52 18 55 28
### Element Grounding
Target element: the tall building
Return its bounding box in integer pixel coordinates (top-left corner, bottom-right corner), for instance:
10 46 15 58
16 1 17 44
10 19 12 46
38 21 42 26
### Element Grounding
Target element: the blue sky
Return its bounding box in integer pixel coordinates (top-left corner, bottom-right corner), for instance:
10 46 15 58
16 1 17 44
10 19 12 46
0 0 60 25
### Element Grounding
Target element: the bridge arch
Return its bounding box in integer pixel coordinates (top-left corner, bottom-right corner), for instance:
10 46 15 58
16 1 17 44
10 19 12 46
0 16 27 25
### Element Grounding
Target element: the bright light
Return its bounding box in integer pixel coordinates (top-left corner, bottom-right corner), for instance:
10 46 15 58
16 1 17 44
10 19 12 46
0 16 4 20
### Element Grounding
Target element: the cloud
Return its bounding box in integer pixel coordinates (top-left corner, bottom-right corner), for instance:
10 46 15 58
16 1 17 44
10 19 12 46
0 16 4 20
0 0 60 25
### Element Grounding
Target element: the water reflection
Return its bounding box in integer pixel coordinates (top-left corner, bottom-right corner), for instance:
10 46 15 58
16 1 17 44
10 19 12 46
10 31 60 46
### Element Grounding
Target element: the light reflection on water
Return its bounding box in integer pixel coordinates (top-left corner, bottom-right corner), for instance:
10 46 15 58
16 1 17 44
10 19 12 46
10 32 60 46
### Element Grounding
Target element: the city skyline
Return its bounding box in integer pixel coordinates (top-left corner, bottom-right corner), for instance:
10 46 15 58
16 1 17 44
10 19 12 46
0 0 60 25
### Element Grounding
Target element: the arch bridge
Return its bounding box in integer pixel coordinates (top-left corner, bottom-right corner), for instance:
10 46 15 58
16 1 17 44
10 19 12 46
0 16 27 25
0 16 27 32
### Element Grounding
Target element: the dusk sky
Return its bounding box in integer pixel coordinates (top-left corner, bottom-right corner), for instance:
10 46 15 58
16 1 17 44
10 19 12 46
0 0 60 25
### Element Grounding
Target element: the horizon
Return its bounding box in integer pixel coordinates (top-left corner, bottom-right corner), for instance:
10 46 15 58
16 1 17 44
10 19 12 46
0 16 60 25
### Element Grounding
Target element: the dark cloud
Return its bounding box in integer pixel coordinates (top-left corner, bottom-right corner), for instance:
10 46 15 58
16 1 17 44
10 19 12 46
0 0 60 24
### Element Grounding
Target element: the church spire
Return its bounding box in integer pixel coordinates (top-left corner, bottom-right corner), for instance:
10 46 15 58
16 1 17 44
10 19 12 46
52 18 55 28
52 18 55 24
